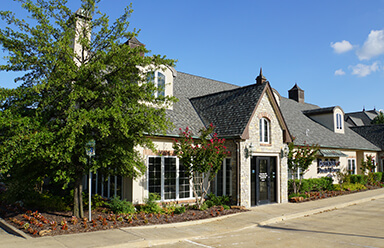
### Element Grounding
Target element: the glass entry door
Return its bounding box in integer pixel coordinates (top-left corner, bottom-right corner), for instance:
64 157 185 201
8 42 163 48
251 156 277 206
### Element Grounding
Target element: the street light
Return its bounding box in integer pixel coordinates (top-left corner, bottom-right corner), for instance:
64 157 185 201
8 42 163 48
85 139 95 221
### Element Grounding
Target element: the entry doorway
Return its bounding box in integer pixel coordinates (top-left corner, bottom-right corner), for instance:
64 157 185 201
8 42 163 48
251 156 277 206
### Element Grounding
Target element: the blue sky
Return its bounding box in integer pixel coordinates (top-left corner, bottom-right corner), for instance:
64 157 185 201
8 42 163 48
1 0 384 112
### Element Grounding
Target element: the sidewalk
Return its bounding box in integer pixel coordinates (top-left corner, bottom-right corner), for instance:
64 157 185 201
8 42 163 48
2 188 384 248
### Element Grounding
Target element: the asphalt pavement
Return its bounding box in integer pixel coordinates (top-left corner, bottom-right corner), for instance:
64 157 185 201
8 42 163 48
1 188 384 248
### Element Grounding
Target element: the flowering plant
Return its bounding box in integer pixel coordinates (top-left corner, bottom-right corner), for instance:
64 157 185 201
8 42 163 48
173 123 230 209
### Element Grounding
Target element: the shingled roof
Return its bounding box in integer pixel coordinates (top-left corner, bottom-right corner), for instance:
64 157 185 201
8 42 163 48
190 83 267 137
351 124 384 150
345 110 379 126
280 97 380 151
166 72 239 136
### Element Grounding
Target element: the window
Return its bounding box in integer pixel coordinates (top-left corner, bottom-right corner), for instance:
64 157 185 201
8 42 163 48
348 159 356 174
259 118 270 143
336 113 343 130
148 156 192 201
288 167 302 180
215 158 232 196
84 171 123 199
147 71 166 97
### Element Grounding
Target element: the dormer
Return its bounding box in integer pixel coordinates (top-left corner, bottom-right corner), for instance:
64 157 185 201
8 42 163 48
303 106 345 134
139 64 176 109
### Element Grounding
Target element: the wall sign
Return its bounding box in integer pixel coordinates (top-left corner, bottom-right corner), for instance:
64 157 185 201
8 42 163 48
317 159 340 174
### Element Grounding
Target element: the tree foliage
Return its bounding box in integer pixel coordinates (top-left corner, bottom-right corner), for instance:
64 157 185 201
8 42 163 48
360 154 376 185
287 139 319 194
371 112 384 124
173 124 230 209
0 0 176 217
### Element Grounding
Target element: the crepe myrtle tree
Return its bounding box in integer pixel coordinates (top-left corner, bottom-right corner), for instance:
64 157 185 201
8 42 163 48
288 139 319 194
0 0 176 218
360 154 376 185
173 124 230 209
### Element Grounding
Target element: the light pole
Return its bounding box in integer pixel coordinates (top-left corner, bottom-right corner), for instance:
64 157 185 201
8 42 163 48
85 139 95 221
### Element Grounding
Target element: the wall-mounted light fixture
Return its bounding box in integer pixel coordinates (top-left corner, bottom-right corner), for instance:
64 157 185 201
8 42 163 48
281 146 289 158
246 143 255 158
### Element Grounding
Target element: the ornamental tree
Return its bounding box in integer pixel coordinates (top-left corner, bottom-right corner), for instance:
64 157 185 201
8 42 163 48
0 0 176 218
173 124 230 209
360 154 376 185
287 139 319 194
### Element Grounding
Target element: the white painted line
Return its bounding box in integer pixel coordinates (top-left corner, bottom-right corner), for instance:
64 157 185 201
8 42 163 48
185 239 214 248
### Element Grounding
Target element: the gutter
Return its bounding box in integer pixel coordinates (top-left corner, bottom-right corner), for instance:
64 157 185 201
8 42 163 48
234 139 241 206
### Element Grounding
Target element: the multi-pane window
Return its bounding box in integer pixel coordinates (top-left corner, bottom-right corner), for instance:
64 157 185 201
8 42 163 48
148 156 192 201
84 172 123 199
348 159 356 174
336 113 343 130
288 167 302 180
215 158 232 196
147 71 166 97
259 118 270 143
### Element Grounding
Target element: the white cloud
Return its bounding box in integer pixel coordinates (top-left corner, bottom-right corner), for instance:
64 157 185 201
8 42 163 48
330 40 353 54
357 29 384 60
334 69 345 76
349 62 380 77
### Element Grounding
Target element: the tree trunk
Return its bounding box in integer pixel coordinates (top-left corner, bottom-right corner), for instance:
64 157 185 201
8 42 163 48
73 176 84 218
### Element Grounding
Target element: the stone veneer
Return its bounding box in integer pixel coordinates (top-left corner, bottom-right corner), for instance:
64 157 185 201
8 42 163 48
239 92 288 208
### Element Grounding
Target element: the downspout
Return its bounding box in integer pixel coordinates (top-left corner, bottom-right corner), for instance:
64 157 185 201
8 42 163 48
234 140 241 206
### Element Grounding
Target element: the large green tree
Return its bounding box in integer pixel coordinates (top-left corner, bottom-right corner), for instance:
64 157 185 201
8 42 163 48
0 0 176 218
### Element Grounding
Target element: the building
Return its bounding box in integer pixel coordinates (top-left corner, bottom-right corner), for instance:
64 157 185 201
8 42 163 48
280 85 381 180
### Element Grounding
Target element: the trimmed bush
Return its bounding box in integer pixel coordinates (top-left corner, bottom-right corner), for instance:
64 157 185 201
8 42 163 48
288 177 334 194
372 172 382 183
350 175 368 185
107 196 135 214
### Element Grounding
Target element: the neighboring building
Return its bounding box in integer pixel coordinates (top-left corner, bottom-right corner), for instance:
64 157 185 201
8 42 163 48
280 85 381 180
345 109 380 127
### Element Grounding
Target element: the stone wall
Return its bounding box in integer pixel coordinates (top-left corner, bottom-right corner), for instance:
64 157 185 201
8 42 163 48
239 92 288 208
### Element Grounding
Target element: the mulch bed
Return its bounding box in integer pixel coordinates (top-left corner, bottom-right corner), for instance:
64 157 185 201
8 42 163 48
0 203 247 238
289 184 383 203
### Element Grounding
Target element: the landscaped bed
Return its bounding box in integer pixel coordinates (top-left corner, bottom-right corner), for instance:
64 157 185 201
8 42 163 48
289 184 383 202
0 203 246 237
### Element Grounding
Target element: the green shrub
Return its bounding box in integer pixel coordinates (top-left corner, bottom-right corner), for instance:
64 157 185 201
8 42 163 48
333 184 341 191
23 192 70 212
173 205 186 214
288 177 334 194
107 196 135 214
139 193 162 213
205 193 231 207
288 193 307 199
350 175 368 185
341 183 366 191
372 172 382 183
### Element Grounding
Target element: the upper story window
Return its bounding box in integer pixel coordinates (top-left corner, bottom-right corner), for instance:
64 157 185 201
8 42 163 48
259 117 270 144
336 113 343 130
147 71 165 97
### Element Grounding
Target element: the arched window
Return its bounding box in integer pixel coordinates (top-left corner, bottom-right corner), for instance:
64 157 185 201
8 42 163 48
147 71 166 97
336 113 343 130
259 117 270 143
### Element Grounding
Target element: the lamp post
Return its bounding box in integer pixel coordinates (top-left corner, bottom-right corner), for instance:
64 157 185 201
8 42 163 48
85 139 95 221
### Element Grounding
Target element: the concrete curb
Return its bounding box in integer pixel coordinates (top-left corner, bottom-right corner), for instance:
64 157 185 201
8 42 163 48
120 212 242 230
258 193 384 226
0 217 30 239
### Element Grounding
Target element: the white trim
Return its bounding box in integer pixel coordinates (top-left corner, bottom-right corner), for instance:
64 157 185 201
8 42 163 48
348 158 356 174
147 155 194 201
